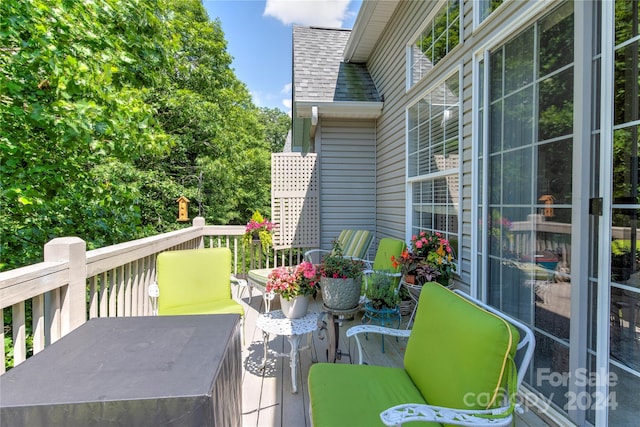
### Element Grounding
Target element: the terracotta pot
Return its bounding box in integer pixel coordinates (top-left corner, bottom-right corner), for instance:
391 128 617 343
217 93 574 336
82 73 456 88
403 274 416 285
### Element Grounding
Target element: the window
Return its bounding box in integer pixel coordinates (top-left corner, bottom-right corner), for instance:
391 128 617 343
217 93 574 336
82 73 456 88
477 0 505 25
477 0 574 412
408 0 460 88
407 72 460 255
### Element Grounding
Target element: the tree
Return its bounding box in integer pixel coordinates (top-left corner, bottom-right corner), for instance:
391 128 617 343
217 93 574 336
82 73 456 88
1 0 278 271
259 107 291 153
137 0 273 226
0 0 171 269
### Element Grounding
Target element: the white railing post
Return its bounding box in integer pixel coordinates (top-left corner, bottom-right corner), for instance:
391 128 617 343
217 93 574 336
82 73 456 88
44 237 87 336
193 216 206 248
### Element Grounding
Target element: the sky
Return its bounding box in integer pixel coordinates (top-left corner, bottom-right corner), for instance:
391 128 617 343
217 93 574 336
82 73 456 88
202 0 363 113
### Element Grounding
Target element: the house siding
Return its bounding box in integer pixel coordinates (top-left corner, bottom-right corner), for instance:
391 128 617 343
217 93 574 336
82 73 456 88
317 119 376 257
365 0 549 284
365 1 431 242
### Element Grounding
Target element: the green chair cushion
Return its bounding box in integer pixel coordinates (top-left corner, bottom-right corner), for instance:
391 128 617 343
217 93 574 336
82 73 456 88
371 238 406 273
157 248 244 317
308 364 434 427
159 299 245 316
404 282 519 411
337 229 374 259
247 268 272 292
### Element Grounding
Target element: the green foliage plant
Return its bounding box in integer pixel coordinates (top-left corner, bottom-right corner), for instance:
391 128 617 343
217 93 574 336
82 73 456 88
365 273 400 310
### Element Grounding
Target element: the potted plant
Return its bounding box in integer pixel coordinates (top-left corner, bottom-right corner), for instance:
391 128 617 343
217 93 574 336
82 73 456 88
243 210 276 253
318 241 365 310
391 248 421 284
364 273 400 311
410 231 456 287
266 261 318 318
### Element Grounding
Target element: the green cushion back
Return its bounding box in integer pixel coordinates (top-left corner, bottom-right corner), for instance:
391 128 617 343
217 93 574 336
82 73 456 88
371 238 406 272
336 229 373 259
157 248 241 315
404 282 519 411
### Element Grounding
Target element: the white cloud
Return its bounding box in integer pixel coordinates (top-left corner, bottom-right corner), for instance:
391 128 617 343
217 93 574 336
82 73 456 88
281 83 292 94
281 84 292 115
282 98 292 113
263 0 351 27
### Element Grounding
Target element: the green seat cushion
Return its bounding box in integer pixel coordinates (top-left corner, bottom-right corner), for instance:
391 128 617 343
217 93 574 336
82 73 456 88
404 282 519 411
247 268 273 291
308 363 434 427
157 248 243 317
160 299 244 316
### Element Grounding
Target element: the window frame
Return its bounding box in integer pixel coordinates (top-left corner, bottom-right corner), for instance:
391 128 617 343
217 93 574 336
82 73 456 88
406 0 462 91
473 0 507 30
405 67 462 269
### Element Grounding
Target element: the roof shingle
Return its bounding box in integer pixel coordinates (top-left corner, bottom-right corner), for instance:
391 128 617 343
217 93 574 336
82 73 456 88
293 26 380 103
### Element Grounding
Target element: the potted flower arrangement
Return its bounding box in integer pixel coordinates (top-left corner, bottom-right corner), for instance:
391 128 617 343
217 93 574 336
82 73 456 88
392 231 456 287
243 210 276 253
391 248 421 284
266 261 318 318
318 241 365 310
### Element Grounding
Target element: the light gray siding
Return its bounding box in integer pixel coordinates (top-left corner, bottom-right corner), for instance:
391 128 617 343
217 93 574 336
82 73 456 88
317 119 376 257
364 0 539 284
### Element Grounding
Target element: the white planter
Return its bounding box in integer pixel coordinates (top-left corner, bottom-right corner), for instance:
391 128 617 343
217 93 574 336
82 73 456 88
280 295 310 319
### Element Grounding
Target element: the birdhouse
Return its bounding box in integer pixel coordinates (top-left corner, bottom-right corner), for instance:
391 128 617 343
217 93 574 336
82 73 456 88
538 195 555 218
177 196 190 222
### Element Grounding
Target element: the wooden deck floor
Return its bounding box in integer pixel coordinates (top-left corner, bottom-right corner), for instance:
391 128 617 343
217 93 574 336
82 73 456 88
235 288 551 427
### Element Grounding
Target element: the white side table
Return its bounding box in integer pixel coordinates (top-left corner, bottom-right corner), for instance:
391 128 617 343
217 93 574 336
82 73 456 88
256 310 319 393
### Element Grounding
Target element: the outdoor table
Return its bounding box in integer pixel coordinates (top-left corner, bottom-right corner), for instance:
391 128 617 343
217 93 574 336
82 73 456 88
0 314 242 427
256 310 318 393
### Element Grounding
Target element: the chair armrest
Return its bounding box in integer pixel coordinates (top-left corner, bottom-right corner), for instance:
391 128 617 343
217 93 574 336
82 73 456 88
363 270 402 278
304 249 330 263
148 282 159 316
230 275 248 287
346 325 411 364
380 403 514 427
351 256 373 270
148 282 159 298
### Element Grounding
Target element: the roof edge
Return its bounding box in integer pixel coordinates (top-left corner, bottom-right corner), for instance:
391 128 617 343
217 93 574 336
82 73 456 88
295 100 384 119
344 0 400 63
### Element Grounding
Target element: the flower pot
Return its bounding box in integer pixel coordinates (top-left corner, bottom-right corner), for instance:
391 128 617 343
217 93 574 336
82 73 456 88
320 277 361 310
280 295 310 319
403 274 416 285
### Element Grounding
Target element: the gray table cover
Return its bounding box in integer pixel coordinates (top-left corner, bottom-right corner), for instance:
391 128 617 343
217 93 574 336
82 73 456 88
0 314 242 426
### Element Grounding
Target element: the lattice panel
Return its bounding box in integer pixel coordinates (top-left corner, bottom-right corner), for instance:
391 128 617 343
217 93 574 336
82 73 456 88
272 153 319 249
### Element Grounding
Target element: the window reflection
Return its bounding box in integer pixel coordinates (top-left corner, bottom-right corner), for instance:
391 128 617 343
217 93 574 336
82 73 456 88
409 0 460 87
485 2 574 409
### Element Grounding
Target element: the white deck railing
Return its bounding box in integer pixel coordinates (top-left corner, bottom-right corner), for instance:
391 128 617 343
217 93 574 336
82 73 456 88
0 217 309 372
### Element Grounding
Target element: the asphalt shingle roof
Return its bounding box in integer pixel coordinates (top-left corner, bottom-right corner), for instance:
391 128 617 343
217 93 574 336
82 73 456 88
293 26 380 103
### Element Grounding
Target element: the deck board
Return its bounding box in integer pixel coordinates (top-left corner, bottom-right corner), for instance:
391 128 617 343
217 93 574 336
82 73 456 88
235 287 549 427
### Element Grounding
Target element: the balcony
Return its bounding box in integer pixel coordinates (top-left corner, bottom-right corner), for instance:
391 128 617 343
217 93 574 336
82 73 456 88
0 217 550 426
